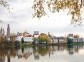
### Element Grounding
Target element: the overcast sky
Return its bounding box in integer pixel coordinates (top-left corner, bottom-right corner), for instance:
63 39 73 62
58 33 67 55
0 0 84 36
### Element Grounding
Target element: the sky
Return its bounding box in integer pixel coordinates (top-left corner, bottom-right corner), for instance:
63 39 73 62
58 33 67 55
0 0 84 37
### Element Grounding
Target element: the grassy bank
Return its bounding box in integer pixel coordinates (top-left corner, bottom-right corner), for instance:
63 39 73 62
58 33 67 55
19 43 36 48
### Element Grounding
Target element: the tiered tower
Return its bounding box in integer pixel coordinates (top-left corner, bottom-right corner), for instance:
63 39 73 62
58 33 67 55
7 24 10 37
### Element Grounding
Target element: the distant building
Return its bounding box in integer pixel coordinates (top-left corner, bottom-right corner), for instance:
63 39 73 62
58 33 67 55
48 32 53 43
68 34 73 38
17 31 32 37
34 31 39 35
33 31 39 38
23 37 33 43
17 32 23 36
16 36 33 43
6 24 11 41
34 52 39 60
73 38 83 43
16 36 23 41
0 27 5 36
53 37 67 43
16 31 33 43
23 31 32 37
7 24 10 38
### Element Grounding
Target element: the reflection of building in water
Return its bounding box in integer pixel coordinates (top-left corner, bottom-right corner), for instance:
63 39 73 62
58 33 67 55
73 45 83 53
48 45 84 55
33 47 40 60
51 45 67 51
17 48 32 59
67 45 84 54
34 52 39 60
68 48 74 55
17 52 32 59
48 46 65 54
74 45 79 53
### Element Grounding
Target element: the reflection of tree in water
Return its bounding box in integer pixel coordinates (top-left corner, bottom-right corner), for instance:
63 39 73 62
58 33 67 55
33 46 51 60
38 46 49 56
33 44 84 57
0 48 5 62
33 45 68 59
0 47 19 62
0 45 84 62
7 48 19 62
21 47 24 54
33 46 49 56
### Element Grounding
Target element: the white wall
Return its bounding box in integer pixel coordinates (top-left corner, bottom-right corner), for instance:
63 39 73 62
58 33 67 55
16 36 33 42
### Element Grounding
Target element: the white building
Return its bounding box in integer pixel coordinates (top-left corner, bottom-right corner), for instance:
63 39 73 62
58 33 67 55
33 31 39 38
16 36 22 41
24 37 33 43
73 38 84 42
53 37 67 43
16 36 33 43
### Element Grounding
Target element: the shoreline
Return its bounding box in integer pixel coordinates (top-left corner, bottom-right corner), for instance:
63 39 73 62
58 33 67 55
0 42 84 48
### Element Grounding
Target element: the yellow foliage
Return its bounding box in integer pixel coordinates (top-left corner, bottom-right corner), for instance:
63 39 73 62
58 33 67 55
38 33 49 42
0 36 5 43
33 0 83 25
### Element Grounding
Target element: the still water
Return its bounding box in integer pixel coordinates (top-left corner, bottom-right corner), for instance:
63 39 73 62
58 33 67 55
0 45 84 62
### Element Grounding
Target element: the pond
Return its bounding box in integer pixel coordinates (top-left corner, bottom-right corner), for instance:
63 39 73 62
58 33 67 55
0 44 84 62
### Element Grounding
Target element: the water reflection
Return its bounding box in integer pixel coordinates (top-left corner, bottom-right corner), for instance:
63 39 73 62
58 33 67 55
0 47 19 62
0 44 84 62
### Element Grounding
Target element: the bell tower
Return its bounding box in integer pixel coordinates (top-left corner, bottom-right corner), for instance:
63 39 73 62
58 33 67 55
7 24 10 37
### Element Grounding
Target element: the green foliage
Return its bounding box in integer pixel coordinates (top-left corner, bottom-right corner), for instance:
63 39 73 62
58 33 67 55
67 37 73 45
21 38 24 43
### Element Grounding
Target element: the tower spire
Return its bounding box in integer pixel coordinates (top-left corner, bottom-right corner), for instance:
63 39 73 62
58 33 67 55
7 24 10 37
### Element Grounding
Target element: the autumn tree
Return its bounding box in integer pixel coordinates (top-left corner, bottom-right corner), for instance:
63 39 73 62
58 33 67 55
0 0 9 9
0 0 84 25
74 34 79 38
38 33 49 44
0 35 5 43
0 0 10 23
32 0 84 25
10 33 16 42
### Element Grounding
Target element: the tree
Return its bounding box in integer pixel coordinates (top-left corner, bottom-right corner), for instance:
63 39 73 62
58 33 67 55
10 34 16 42
38 33 49 44
0 0 84 25
0 0 10 23
32 0 84 25
0 35 5 43
21 37 24 44
74 34 79 38
0 0 9 9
